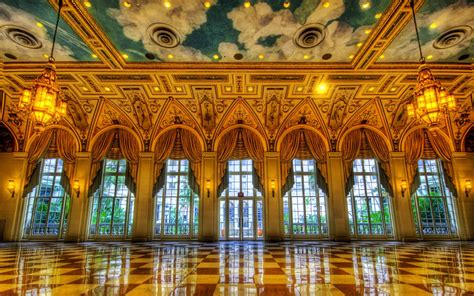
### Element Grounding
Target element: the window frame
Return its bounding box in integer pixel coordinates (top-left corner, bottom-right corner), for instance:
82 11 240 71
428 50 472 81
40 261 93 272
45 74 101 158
347 158 394 239
88 159 135 240
23 158 70 240
283 159 329 239
411 159 458 239
219 159 264 240
153 159 199 239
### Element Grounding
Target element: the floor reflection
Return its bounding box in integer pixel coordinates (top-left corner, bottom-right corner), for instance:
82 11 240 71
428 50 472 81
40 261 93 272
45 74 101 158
0 241 472 295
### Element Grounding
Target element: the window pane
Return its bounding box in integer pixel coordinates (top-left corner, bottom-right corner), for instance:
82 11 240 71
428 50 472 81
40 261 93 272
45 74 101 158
23 158 69 239
89 159 134 238
411 159 457 237
347 158 393 237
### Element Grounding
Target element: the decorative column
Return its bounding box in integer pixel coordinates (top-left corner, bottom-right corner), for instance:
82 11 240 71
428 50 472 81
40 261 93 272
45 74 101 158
65 152 92 242
1 152 28 241
200 152 218 241
389 152 417 241
451 152 474 240
264 152 283 241
326 152 350 241
132 152 154 241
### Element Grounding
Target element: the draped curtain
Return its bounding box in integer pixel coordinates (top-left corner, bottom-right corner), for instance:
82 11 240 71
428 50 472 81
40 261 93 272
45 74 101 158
216 128 265 197
280 129 328 197
152 128 202 197
24 129 77 196
405 128 456 196
89 129 140 195
341 128 393 197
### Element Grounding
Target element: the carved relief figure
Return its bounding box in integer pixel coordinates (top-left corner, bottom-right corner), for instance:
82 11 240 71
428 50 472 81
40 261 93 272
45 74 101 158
67 99 89 130
265 96 280 131
200 95 216 131
329 95 347 130
128 92 152 130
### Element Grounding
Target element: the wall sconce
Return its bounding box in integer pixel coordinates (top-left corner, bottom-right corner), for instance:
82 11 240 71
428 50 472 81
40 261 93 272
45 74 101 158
271 180 276 198
73 180 80 198
401 179 407 198
206 180 211 198
7 180 15 198
465 179 472 198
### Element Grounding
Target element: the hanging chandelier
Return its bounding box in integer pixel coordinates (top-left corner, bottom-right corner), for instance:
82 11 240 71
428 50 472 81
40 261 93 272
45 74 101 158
406 0 456 127
18 0 67 130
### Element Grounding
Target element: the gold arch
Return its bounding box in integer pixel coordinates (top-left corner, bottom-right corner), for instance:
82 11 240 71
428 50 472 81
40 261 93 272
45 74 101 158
460 123 474 152
276 125 329 152
88 125 143 152
400 126 455 153
337 124 393 152
25 125 81 153
151 124 205 152
0 122 19 152
214 124 268 152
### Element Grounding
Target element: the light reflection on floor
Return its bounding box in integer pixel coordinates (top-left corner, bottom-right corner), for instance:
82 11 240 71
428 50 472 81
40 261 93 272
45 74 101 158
0 241 472 295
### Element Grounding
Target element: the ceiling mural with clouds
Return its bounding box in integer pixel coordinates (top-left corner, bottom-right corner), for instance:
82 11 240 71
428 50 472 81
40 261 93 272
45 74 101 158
0 0 95 62
381 0 473 63
86 0 392 62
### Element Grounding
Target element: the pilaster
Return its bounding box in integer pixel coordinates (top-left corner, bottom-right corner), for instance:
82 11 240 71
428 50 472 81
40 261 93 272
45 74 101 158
389 152 417 241
451 152 474 240
200 152 217 241
264 152 283 241
327 152 350 241
132 152 154 241
65 152 92 242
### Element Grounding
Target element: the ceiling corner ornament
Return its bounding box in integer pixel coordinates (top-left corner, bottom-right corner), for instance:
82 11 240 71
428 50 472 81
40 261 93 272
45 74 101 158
406 0 457 128
17 0 67 132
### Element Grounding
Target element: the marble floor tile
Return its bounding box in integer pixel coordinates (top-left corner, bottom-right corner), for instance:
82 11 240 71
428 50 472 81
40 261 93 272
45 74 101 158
0 240 472 295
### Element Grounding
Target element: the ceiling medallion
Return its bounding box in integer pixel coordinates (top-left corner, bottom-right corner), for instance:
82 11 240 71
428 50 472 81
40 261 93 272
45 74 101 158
406 0 456 128
18 0 67 131
1 25 42 49
433 25 472 49
147 23 181 48
293 23 326 49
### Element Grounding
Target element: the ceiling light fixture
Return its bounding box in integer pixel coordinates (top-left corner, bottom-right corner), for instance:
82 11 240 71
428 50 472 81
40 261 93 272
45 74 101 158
19 0 67 131
283 1 290 8
406 0 456 127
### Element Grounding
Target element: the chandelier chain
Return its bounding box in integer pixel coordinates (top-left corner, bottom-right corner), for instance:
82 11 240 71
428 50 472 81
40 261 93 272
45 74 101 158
409 0 424 63
50 0 63 59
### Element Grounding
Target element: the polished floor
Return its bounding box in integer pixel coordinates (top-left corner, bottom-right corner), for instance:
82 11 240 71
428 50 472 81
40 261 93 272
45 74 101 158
0 241 473 295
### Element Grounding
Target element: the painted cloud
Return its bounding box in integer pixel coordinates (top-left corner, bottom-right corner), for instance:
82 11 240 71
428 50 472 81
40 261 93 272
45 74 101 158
109 0 216 61
382 1 474 62
0 3 83 61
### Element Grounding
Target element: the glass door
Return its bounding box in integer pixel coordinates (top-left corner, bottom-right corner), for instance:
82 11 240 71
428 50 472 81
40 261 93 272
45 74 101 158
219 160 264 240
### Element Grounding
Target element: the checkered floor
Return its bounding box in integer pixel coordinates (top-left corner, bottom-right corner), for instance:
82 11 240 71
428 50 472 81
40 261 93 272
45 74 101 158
0 241 473 295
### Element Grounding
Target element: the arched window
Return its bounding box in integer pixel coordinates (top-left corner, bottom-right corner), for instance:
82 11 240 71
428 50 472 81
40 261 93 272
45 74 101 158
152 129 202 239
219 159 264 240
411 159 457 237
283 159 328 238
22 129 76 240
23 158 70 239
347 158 393 238
342 129 394 238
405 129 459 238
154 159 199 238
87 129 139 239
279 129 329 239
89 159 135 238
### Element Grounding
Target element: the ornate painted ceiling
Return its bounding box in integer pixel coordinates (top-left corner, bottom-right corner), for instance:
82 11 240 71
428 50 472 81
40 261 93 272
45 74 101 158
0 0 472 153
